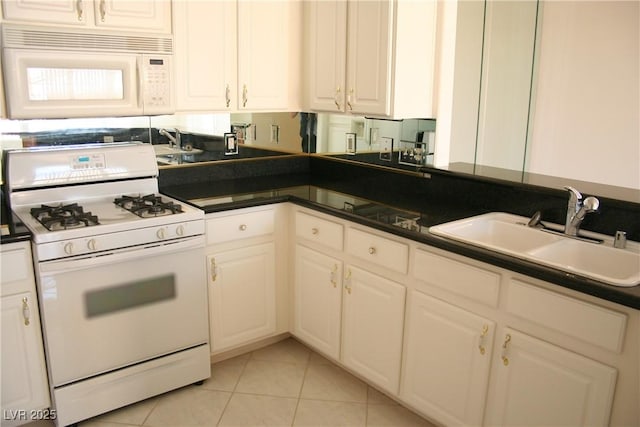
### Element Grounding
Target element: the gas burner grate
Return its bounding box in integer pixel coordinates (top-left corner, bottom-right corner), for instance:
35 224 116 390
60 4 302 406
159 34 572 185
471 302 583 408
114 194 183 218
30 203 100 231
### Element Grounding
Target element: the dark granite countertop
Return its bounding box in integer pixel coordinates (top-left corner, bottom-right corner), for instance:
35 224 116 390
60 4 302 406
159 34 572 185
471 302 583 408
161 173 640 311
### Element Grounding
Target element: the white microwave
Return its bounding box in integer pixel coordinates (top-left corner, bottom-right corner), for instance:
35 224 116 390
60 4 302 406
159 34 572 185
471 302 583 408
1 24 174 119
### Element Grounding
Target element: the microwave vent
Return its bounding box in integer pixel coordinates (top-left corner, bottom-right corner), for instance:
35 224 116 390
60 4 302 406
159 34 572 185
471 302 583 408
2 25 172 54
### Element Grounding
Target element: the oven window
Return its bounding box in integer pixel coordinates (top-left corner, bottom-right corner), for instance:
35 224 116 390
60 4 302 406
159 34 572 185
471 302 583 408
85 274 176 318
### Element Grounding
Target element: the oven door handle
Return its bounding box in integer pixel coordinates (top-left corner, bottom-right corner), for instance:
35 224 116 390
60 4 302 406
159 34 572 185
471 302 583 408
39 236 204 274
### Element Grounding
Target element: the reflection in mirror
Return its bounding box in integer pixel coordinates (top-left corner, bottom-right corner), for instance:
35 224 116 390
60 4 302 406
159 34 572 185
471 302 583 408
313 113 436 171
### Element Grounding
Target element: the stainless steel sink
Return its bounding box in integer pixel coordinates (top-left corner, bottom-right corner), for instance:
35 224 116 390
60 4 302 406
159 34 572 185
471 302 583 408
429 212 640 287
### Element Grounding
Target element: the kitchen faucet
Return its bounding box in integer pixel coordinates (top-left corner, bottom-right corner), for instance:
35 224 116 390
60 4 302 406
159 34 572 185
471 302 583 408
159 128 181 149
564 186 599 236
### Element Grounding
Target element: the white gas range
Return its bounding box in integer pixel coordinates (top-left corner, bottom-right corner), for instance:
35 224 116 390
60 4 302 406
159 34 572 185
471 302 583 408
4 142 211 427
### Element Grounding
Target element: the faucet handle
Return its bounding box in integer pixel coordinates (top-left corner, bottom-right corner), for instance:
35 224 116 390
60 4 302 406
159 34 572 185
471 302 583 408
563 186 583 203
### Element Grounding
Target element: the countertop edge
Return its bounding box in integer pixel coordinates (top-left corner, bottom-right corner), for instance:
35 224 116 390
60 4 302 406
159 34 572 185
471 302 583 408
194 195 640 311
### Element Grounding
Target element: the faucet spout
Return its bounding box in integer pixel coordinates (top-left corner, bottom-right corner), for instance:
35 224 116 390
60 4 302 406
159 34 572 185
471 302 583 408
564 185 599 236
159 128 181 149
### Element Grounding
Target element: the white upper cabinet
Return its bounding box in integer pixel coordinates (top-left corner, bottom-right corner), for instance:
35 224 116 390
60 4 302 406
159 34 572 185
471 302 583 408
173 0 237 111
304 0 437 118
173 0 301 112
1 0 171 33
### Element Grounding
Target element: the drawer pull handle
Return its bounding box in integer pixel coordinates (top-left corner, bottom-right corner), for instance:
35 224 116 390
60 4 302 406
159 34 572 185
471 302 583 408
344 269 352 294
239 224 247 231
368 246 376 255
312 227 319 235
22 297 30 326
330 264 338 287
99 0 106 21
478 324 489 355
501 334 512 366
76 0 84 20
210 258 218 282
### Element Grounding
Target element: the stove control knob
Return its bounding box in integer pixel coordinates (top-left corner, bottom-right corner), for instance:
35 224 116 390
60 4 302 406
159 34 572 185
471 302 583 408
176 225 185 236
64 242 74 255
157 228 166 240
87 239 97 251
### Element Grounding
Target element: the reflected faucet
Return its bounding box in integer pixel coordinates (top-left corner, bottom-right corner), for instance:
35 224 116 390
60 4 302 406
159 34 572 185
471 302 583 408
159 128 181 149
564 186 599 236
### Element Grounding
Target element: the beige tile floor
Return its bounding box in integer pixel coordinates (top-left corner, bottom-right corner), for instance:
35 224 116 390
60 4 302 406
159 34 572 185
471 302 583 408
27 338 437 427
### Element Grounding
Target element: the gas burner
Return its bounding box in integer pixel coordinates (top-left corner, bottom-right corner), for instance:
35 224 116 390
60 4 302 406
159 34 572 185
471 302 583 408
30 203 100 231
114 194 183 218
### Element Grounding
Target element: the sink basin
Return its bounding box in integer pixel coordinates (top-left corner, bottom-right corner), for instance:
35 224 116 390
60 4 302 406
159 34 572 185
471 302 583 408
153 144 202 156
528 239 640 286
429 212 640 287
429 212 562 254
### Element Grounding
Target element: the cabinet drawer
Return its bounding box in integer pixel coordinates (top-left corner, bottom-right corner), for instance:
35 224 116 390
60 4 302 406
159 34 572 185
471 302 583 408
413 248 501 307
206 209 274 244
346 228 408 274
1 242 34 297
506 280 627 353
295 211 344 250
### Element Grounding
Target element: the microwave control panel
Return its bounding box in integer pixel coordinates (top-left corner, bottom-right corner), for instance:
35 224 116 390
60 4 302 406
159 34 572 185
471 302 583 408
141 54 174 115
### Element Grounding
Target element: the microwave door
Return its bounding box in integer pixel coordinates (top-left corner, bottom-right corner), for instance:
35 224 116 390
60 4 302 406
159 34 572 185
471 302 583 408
3 49 143 119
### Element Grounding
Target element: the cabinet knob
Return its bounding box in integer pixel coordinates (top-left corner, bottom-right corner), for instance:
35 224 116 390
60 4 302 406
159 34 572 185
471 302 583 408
334 86 342 110
311 227 319 235
368 246 376 255
242 84 248 107
225 84 231 108
239 224 248 231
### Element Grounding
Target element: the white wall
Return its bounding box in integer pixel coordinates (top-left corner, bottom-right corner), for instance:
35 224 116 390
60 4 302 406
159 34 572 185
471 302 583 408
527 1 639 190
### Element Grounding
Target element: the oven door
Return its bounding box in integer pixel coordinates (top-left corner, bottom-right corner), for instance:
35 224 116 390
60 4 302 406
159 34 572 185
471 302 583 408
37 236 208 388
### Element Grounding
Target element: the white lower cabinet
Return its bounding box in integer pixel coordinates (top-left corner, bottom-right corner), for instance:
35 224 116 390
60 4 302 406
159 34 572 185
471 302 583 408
401 291 495 426
485 328 617 426
205 205 284 354
1 241 50 426
342 264 406 395
207 242 276 353
293 245 343 360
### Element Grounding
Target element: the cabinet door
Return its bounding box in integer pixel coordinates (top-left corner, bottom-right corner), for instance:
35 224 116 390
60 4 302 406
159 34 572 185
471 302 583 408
304 0 347 112
2 0 87 25
341 265 405 394
401 291 495 426
237 0 299 110
485 328 617 426
1 292 50 418
346 0 393 116
294 245 343 360
173 0 237 111
208 242 276 352
92 0 171 33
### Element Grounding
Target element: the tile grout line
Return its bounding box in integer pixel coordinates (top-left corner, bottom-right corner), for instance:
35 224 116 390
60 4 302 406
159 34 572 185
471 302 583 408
290 348 312 426
216 353 252 426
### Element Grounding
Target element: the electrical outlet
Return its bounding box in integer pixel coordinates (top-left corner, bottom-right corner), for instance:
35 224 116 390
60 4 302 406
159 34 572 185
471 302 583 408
270 124 279 143
370 128 379 145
